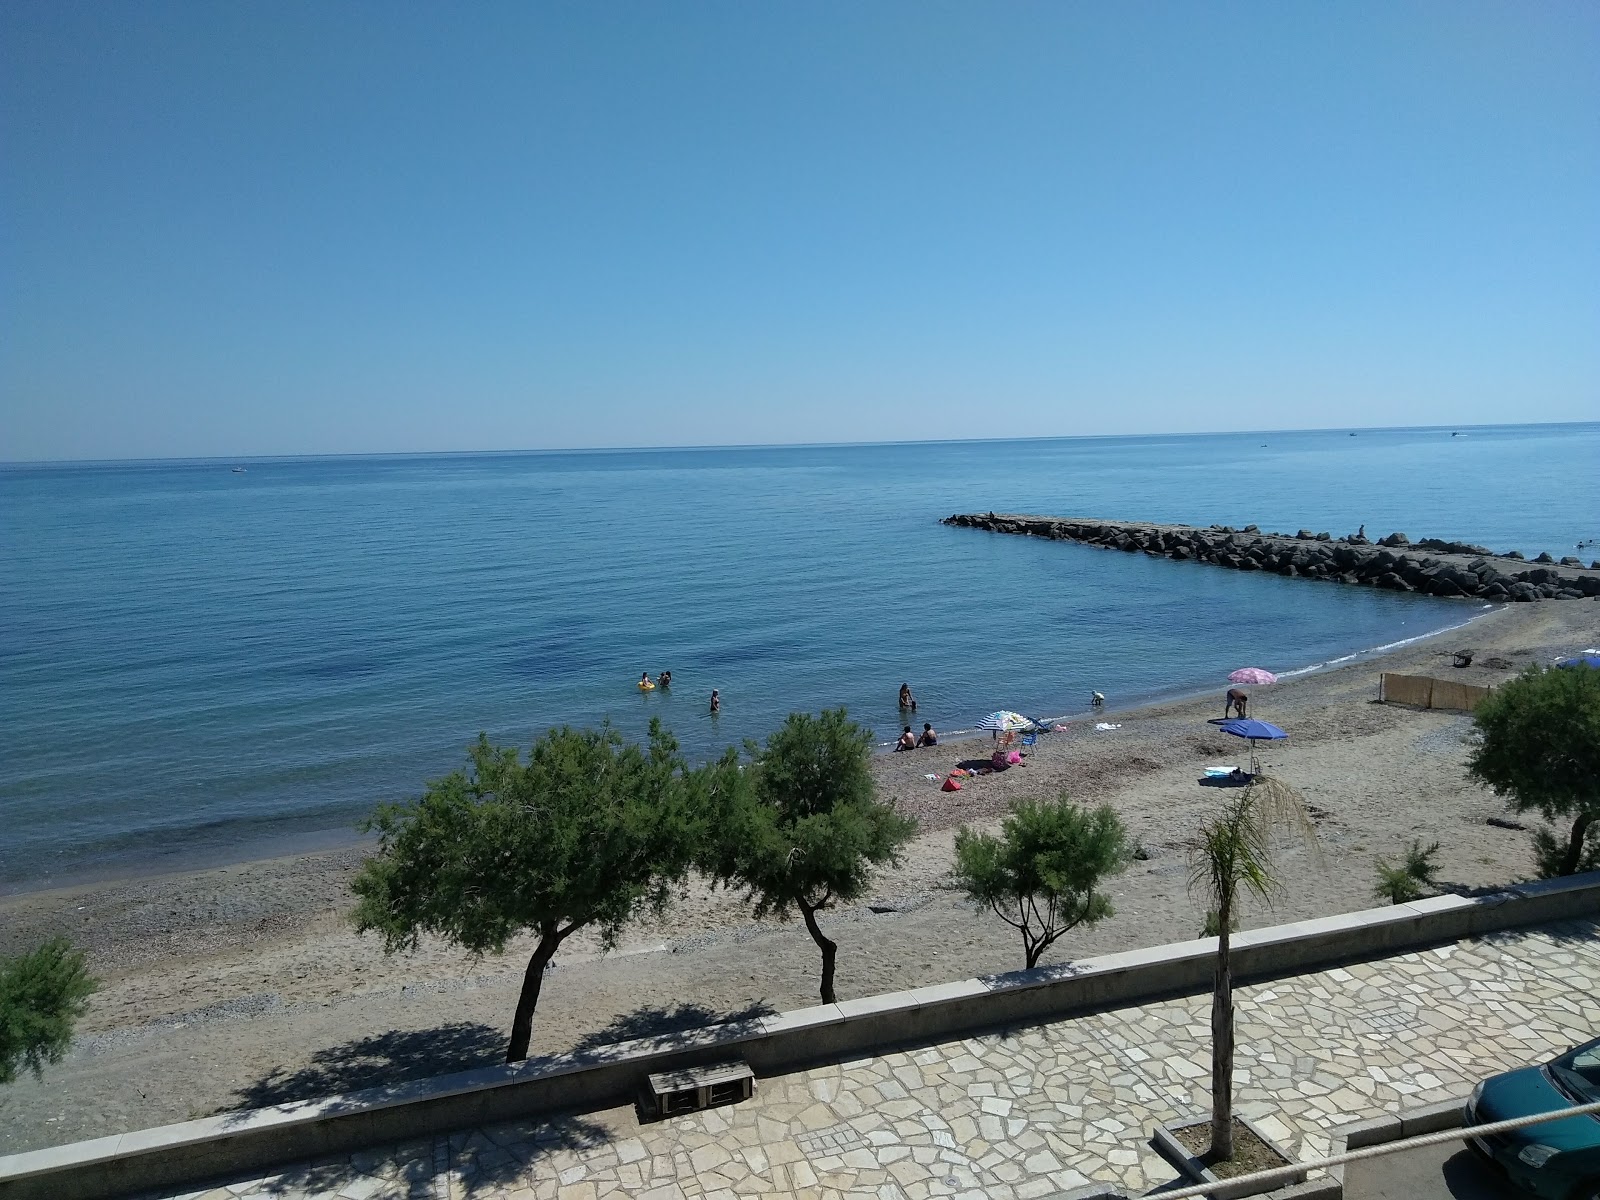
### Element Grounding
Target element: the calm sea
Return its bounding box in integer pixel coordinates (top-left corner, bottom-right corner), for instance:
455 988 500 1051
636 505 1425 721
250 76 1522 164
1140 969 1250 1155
3 423 1596 890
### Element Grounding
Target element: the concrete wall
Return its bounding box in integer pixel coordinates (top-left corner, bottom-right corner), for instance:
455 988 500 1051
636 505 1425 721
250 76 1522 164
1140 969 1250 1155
3 872 1596 1200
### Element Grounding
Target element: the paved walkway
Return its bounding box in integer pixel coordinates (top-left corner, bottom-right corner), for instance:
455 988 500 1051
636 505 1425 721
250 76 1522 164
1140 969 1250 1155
155 918 1600 1200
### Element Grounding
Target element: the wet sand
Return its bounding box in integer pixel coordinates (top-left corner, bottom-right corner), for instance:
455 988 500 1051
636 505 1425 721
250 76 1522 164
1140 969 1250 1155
1 599 1595 1153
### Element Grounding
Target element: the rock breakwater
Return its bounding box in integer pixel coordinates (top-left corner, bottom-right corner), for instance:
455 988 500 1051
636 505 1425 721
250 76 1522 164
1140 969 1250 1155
942 514 1600 602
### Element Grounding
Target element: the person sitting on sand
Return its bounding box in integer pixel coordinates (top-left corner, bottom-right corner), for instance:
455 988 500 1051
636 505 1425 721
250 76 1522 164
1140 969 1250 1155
896 726 917 751
1226 688 1248 718
709 689 720 714
918 722 937 747
898 683 917 711
658 670 671 688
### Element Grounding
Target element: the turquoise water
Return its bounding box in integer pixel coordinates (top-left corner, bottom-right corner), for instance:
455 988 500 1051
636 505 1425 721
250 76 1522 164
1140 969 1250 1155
2 423 1596 888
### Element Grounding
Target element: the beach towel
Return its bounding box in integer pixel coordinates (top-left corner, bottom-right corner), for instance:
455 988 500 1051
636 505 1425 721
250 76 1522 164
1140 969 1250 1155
1007 750 1022 764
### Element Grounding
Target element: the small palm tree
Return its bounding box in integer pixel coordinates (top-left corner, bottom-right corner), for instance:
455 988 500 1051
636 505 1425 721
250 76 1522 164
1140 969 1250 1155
1188 775 1316 1162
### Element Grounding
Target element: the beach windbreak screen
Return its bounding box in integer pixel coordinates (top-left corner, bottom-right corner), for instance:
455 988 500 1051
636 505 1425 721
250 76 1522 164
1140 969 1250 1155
2 423 1596 888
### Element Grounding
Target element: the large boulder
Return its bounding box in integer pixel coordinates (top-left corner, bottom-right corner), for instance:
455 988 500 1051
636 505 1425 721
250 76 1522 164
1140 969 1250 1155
1379 532 1410 546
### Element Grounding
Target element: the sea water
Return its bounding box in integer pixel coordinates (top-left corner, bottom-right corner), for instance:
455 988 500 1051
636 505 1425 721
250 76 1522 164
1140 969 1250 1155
3 423 1596 889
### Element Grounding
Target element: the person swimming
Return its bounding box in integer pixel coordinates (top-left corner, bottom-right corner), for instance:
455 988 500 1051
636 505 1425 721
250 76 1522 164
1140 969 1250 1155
709 689 720 714
896 725 917 751
898 683 917 711
917 722 937 747
658 670 672 688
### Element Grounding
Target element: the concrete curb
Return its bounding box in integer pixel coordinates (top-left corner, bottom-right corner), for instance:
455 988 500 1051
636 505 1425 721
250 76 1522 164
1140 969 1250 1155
1 875 1592 1200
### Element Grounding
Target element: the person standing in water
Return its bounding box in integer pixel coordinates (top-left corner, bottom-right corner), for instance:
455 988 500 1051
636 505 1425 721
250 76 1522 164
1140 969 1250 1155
898 683 917 711
658 670 672 689
709 689 720 714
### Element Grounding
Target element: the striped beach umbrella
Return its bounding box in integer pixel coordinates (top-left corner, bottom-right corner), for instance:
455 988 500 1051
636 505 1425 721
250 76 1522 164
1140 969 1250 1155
976 710 1038 733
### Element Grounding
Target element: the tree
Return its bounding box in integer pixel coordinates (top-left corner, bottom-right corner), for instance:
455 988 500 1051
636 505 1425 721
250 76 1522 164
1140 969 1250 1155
1187 776 1316 1162
352 720 700 1062
1372 839 1441 905
953 796 1129 969
0 938 97 1085
703 709 916 1005
1469 664 1600 878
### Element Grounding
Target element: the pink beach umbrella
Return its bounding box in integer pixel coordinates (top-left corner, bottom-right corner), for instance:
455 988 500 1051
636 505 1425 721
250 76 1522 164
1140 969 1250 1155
1228 667 1278 686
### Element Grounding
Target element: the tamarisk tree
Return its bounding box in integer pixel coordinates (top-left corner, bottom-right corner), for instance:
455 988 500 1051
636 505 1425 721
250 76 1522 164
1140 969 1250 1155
953 796 1129 969
352 721 700 1062
1469 663 1600 878
1 938 96 1086
704 709 915 1005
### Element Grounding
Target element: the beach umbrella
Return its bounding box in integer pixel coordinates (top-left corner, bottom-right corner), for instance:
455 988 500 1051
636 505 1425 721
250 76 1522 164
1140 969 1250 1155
1228 668 1278 685
976 710 1038 733
1556 654 1600 669
1216 717 1288 775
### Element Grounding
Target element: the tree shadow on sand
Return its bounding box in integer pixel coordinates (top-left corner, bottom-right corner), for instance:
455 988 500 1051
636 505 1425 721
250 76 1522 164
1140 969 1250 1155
571 1000 776 1054
231 1020 508 1110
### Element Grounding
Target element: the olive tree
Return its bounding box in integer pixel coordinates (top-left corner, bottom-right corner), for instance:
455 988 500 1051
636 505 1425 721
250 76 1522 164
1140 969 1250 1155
703 709 916 1005
352 720 700 1062
953 796 1129 969
1188 776 1316 1163
1 938 96 1085
1469 663 1600 878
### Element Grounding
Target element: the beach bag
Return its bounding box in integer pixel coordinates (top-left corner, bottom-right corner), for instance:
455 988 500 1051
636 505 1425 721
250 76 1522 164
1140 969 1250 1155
941 775 963 791
1007 750 1022 765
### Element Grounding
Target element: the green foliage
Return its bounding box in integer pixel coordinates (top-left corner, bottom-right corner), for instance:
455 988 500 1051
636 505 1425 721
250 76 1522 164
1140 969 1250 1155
1200 909 1240 938
1530 823 1600 879
0 938 97 1085
1372 839 1441 904
953 795 1129 969
704 709 916 1003
351 720 699 1059
1470 664 1600 877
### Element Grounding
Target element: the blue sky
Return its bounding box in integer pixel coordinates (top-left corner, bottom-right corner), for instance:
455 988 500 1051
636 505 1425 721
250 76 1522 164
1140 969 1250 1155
3 2 1596 460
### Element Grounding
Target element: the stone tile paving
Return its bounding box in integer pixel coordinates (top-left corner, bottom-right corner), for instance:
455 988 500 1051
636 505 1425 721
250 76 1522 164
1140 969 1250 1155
156 918 1600 1200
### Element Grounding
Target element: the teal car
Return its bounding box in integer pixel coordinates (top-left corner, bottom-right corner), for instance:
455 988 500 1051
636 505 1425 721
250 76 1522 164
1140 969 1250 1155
1465 1035 1600 1199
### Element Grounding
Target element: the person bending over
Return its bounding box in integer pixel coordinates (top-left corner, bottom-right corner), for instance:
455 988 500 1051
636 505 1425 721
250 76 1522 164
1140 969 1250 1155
899 683 917 711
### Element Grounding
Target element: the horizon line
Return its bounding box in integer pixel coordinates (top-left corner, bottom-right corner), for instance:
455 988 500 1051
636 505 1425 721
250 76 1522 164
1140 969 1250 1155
3 418 1594 468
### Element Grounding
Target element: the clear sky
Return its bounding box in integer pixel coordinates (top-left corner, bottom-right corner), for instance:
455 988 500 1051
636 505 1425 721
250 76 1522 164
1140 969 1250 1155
2 2 1597 460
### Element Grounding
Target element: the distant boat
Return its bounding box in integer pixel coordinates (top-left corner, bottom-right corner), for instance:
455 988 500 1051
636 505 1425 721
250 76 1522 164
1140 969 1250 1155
1348 432 1357 437
231 467 246 473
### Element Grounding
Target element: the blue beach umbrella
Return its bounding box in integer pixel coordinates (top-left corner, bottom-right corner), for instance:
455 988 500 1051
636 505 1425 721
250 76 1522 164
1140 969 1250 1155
1216 718 1288 775
1556 655 1600 669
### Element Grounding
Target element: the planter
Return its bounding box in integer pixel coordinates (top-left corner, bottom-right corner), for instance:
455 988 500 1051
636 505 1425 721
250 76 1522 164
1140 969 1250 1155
1151 1114 1307 1200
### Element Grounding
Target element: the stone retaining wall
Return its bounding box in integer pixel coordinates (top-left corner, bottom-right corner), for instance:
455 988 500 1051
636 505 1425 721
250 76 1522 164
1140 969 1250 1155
942 514 1600 602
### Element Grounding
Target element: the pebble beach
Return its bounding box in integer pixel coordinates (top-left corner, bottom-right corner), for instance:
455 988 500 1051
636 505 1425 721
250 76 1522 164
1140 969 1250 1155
1 598 1595 1153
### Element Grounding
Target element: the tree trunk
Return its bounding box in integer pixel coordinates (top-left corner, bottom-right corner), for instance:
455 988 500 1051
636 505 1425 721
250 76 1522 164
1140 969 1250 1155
1025 938 1044 970
1562 811 1594 876
506 930 562 1063
800 901 838 1005
1210 899 1235 1161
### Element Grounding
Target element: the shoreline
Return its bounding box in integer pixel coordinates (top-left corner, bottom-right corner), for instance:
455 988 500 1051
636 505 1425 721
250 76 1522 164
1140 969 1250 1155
2 605 1496 899
0 596 1563 930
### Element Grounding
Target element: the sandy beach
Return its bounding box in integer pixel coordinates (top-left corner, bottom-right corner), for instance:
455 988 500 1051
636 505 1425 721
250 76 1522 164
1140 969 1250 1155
1 598 1596 1154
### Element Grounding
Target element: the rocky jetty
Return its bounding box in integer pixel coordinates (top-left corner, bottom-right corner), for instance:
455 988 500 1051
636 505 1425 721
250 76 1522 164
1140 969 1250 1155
942 514 1600 602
